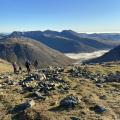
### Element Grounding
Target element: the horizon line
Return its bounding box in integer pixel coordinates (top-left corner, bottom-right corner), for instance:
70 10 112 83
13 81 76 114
1 29 120 34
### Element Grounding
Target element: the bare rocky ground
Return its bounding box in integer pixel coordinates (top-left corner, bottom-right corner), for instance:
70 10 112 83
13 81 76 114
0 62 120 120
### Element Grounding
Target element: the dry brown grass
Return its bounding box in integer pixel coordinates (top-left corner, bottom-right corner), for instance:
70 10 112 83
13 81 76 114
0 59 12 73
0 63 120 120
85 63 120 75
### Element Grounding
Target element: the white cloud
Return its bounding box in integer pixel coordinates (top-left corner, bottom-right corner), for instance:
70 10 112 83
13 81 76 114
65 50 109 63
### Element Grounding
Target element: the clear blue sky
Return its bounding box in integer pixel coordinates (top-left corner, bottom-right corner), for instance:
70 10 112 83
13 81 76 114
0 0 120 33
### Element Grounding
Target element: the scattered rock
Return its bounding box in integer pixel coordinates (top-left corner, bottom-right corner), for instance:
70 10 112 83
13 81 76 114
96 83 104 88
99 95 107 100
69 66 120 83
12 100 35 113
60 95 80 108
27 99 36 107
70 116 80 120
34 73 46 81
12 102 28 113
90 105 107 114
0 64 119 119
4 79 15 85
34 91 46 100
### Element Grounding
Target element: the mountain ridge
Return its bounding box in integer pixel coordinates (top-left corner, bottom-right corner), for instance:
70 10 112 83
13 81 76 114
9 30 115 53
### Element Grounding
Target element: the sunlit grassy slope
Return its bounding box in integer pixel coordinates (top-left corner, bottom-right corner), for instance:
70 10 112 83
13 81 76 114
0 59 12 73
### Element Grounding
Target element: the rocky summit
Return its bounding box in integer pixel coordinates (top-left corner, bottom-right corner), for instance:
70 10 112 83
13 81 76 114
0 63 120 120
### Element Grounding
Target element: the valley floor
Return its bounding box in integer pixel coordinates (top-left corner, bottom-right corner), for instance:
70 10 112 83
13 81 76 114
0 62 120 120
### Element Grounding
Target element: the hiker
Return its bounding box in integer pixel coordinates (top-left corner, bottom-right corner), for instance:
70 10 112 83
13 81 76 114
12 62 17 73
19 66 22 71
25 60 31 74
19 66 22 73
34 60 38 69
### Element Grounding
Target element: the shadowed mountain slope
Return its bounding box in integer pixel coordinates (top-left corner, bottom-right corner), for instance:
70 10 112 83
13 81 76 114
10 30 114 53
86 45 120 63
0 37 74 67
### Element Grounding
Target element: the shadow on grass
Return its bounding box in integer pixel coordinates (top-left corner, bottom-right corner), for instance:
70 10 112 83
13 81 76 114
11 109 42 120
49 105 75 112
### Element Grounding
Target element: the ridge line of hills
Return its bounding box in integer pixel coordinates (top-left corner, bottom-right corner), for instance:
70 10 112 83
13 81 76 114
9 30 120 53
1 30 120 65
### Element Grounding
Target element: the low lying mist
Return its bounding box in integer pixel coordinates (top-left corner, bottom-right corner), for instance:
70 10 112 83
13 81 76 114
65 50 109 62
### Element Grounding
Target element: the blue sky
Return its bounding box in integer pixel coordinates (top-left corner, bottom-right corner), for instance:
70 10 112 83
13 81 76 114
0 0 120 33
